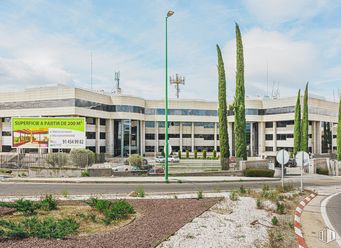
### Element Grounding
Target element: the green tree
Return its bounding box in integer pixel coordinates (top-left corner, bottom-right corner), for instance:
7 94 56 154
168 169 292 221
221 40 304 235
337 99 341 161
234 23 247 160
301 83 309 152
217 45 230 170
293 90 301 155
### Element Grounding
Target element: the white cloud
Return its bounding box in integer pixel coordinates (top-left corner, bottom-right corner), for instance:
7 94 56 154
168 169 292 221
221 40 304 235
243 0 331 26
223 27 320 96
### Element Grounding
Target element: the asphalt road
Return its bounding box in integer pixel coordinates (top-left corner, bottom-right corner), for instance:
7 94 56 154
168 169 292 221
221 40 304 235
0 177 340 196
326 192 341 239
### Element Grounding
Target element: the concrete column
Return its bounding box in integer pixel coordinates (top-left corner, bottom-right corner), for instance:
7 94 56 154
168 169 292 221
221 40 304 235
311 121 315 153
179 122 183 152
191 122 195 152
155 121 159 153
95 118 100 154
250 122 254 157
273 121 277 152
331 122 334 153
258 122 265 156
128 119 132 156
214 122 217 151
316 121 322 154
106 119 114 156
228 122 233 155
140 121 145 155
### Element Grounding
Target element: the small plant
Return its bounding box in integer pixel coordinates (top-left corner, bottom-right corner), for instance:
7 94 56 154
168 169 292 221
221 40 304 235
256 198 263 209
271 216 279 225
102 200 135 225
40 195 57 211
262 184 270 192
178 150 182 159
202 150 207 159
186 150 189 159
230 191 239 201
61 190 69 198
135 186 145 197
239 185 246 194
174 195 178 199
0 199 41 215
276 183 294 193
127 154 143 168
194 150 198 159
197 190 203 200
213 150 217 159
177 179 182 183
316 167 329 175
276 202 285 214
81 170 90 177
86 198 112 212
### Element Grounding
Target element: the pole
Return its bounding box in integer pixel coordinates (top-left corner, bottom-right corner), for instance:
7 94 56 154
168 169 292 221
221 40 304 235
165 16 169 182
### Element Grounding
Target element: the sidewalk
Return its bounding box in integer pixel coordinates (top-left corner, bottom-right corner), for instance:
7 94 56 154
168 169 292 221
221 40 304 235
301 186 341 248
1 176 280 184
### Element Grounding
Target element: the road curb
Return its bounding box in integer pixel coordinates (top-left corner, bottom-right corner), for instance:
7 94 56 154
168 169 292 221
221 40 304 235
294 192 317 248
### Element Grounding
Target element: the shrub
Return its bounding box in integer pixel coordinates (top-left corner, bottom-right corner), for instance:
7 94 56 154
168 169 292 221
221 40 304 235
81 170 90 177
178 150 181 159
135 186 145 197
194 150 198 159
46 152 68 167
271 216 279 225
197 190 203 200
276 202 285 214
256 198 263 209
186 150 189 159
127 154 143 168
239 185 247 194
244 168 275 177
70 149 95 168
0 199 41 215
276 183 294 193
103 200 135 225
86 198 112 212
40 195 57 211
316 167 329 175
230 191 239 201
0 168 12 174
202 150 207 159
0 217 79 239
213 150 217 159
262 184 270 192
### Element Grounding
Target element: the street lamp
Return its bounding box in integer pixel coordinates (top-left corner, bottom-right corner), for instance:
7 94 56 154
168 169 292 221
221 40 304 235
165 10 174 182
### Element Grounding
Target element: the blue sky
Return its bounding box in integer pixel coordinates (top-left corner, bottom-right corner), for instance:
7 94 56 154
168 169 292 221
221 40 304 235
0 0 340 101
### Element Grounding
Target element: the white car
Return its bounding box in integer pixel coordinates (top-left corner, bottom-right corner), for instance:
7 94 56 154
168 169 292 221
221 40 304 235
168 156 180 163
112 165 131 172
155 156 165 163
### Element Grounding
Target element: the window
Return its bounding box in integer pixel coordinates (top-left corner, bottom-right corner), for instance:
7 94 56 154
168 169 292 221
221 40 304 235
265 134 273 140
86 146 96 152
86 118 96 125
265 147 273 151
100 146 106 153
2 146 12 152
100 133 106 139
277 134 293 140
158 134 165 140
145 121 155 128
169 134 180 138
145 133 155 140
277 120 294 128
182 146 191 152
194 134 214 140
1 131 11 136
2 117 11 123
182 122 192 126
265 122 273 128
158 122 165 128
100 119 106 126
145 146 155 152
86 132 96 139
182 134 191 138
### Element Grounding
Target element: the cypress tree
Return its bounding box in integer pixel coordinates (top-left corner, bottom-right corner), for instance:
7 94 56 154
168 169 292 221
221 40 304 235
216 45 229 170
301 83 309 152
293 90 301 155
234 23 247 160
337 99 341 161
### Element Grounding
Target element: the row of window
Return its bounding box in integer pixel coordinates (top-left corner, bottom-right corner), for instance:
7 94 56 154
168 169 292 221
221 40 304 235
266 120 313 128
86 132 106 139
145 145 218 152
145 133 215 140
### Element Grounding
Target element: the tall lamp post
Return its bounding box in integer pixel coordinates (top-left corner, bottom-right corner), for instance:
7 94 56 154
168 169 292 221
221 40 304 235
165 10 174 182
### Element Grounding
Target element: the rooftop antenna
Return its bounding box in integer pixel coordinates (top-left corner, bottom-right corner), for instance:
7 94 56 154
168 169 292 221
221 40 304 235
90 52 93 89
170 74 185 98
113 71 121 95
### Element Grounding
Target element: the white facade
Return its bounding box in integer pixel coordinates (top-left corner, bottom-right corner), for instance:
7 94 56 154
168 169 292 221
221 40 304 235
0 85 339 157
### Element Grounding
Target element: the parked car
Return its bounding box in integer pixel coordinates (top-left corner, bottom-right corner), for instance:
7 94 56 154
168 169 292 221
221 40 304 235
148 167 164 175
155 156 165 163
112 165 131 172
287 158 297 167
168 155 180 163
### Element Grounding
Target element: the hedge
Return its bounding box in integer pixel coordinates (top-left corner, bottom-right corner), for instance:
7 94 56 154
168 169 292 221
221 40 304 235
243 168 275 177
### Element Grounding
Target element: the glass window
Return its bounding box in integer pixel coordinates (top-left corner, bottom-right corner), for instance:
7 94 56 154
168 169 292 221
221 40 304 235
182 122 192 126
145 121 155 128
265 134 273 140
265 147 273 151
100 119 106 126
158 134 165 140
100 133 106 139
145 146 155 152
265 122 273 128
169 134 180 138
86 132 96 139
1 131 11 136
145 133 155 140
86 118 96 125
182 134 191 138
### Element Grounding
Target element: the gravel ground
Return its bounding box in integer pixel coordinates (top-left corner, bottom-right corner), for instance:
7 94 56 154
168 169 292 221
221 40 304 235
158 196 272 248
0 198 220 248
